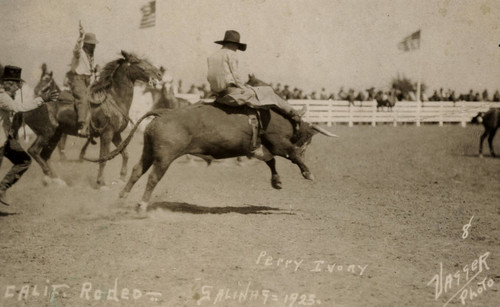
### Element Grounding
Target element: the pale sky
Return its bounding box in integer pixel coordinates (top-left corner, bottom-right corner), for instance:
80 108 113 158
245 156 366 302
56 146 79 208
1 0 499 95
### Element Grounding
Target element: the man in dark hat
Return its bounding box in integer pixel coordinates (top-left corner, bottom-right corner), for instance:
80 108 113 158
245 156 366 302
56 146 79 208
207 30 305 124
0 66 58 208
70 21 98 138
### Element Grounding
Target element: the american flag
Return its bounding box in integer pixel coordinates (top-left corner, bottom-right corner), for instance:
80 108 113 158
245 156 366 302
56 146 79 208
140 0 156 29
398 30 420 52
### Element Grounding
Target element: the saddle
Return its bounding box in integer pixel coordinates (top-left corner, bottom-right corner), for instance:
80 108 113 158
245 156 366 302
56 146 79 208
211 99 267 152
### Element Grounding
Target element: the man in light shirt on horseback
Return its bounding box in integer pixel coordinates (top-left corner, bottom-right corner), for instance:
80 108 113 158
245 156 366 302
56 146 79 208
70 21 98 138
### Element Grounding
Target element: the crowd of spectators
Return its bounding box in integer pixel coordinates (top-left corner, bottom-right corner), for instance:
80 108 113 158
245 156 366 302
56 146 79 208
175 79 500 103
267 84 500 103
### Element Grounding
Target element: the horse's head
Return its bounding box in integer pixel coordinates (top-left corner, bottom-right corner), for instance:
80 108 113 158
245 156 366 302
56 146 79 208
120 50 162 87
34 68 59 97
246 74 270 87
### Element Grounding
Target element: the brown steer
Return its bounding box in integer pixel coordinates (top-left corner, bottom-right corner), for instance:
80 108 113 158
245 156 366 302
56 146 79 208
86 102 337 211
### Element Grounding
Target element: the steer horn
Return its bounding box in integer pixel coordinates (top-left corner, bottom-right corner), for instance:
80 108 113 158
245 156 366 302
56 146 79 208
312 124 339 137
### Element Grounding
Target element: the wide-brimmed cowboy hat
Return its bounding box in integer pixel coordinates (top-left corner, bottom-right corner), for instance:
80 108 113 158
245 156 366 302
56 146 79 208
1 65 24 82
214 30 246 51
83 32 99 44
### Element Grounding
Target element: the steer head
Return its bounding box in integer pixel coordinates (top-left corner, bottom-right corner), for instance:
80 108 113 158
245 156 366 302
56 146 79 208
288 122 338 161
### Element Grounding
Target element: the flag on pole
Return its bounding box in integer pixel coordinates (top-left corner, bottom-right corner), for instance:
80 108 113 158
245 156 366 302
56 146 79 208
140 0 156 28
398 30 420 52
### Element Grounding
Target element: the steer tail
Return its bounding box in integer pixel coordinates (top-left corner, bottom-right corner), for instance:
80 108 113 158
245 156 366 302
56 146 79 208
84 111 161 163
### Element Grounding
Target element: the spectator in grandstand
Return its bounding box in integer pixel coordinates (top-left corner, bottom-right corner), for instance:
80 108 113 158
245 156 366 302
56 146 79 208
347 89 355 105
355 90 366 102
274 83 282 95
429 90 440 101
493 90 500 102
449 90 457 103
298 89 304 99
320 88 328 100
337 87 347 100
281 85 292 100
482 89 490 101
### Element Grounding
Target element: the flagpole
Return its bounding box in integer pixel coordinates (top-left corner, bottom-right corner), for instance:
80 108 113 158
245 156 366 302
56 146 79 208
416 33 422 104
416 35 422 127
154 0 160 65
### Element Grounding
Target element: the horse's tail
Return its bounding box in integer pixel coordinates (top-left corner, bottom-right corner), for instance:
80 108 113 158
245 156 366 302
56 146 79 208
84 111 161 163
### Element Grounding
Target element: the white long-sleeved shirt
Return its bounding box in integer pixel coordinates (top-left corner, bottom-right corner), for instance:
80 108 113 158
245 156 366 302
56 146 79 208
71 35 95 76
0 88 43 144
207 47 245 93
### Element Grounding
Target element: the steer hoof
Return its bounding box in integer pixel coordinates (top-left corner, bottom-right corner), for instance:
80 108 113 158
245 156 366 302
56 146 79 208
53 178 67 187
119 190 128 199
479 154 484 159
136 201 149 213
271 175 282 190
302 172 315 181
135 202 149 218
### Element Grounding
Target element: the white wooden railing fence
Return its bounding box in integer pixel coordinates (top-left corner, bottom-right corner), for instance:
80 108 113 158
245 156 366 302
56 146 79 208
177 94 500 127
288 100 500 127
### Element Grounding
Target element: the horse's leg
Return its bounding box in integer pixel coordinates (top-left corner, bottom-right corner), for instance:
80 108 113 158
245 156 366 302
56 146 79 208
58 134 67 161
479 129 488 158
119 135 154 199
28 136 53 178
40 131 66 186
112 133 128 181
487 128 497 157
96 131 113 187
78 138 92 162
265 158 282 189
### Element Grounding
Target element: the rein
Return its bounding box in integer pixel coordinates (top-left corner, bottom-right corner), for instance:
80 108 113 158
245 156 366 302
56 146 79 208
109 88 135 126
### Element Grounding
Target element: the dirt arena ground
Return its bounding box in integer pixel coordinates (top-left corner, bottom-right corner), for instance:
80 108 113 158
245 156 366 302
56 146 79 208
0 123 498 307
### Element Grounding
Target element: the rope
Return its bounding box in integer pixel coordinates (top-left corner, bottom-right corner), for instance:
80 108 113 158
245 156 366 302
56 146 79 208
20 87 26 141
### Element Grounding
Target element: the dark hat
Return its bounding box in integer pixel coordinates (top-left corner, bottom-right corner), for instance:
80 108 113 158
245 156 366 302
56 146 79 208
1 65 24 82
83 32 99 44
215 30 246 51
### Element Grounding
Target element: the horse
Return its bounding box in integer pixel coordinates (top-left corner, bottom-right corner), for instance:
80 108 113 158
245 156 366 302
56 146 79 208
30 66 77 161
471 109 500 158
17 51 162 187
84 75 337 210
143 81 192 110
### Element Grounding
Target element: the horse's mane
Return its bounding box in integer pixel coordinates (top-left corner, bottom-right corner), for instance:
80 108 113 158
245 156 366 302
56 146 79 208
90 58 124 94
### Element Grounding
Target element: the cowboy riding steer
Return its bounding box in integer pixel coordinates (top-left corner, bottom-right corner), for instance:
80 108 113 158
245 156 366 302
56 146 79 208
86 101 337 211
